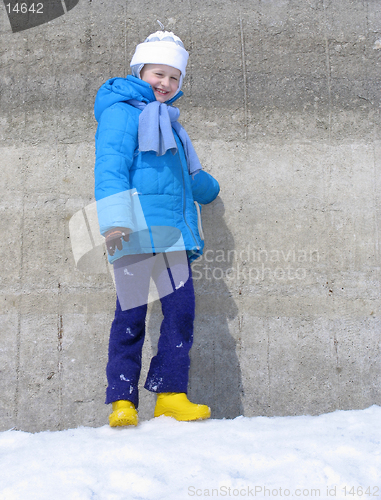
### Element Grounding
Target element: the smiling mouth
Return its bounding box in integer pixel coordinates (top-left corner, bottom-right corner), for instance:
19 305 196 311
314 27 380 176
154 88 169 95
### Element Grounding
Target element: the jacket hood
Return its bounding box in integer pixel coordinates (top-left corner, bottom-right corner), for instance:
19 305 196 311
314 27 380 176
94 75 183 122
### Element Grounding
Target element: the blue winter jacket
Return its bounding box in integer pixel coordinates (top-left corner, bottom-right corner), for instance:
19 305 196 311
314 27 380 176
94 76 220 263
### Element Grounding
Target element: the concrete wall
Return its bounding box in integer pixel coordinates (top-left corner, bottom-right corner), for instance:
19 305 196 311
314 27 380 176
1 0 381 432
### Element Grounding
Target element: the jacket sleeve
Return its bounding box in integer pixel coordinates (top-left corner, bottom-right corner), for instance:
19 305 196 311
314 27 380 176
190 170 220 205
94 103 138 235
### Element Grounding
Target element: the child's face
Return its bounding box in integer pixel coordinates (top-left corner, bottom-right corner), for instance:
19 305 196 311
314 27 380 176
140 64 181 103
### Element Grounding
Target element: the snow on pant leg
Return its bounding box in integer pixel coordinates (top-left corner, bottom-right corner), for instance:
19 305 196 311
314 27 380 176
113 253 155 311
105 298 148 407
144 256 195 394
105 253 154 407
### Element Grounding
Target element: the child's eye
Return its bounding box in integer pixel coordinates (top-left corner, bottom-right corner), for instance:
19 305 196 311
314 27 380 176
171 77 178 81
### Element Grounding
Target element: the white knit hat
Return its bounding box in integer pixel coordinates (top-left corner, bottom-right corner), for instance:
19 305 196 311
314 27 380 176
130 31 189 93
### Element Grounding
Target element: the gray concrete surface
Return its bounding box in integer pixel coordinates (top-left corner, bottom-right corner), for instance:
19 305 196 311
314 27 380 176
1 0 381 432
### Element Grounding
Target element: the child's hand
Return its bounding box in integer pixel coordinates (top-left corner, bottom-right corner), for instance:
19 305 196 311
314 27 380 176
105 227 130 256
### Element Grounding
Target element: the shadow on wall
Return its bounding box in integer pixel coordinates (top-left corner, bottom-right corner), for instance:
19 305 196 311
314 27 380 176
189 197 243 419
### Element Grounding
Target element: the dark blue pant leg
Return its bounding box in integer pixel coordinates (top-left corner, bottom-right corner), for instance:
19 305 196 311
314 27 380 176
144 260 195 394
105 298 148 407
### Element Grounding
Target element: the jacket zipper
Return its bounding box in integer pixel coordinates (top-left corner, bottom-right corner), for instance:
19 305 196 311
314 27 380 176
194 201 204 240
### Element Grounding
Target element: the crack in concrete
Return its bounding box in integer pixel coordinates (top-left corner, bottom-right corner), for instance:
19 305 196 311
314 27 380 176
239 13 248 140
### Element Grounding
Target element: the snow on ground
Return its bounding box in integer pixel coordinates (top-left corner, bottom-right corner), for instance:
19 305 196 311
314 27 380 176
0 406 380 500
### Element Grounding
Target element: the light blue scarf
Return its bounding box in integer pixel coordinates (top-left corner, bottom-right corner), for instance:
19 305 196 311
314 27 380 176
127 99 202 175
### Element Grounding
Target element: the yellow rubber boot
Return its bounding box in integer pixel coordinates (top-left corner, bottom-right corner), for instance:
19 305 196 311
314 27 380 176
109 400 138 427
154 392 211 421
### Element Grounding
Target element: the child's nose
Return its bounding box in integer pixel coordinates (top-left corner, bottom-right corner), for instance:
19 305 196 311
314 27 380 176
162 76 170 88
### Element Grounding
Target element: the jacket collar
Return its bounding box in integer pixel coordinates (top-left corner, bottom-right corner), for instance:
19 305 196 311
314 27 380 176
94 75 183 122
